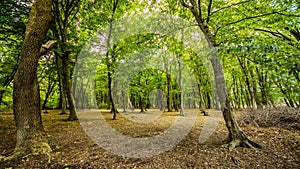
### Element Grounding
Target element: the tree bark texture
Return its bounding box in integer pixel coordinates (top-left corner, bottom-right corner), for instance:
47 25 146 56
13 0 53 157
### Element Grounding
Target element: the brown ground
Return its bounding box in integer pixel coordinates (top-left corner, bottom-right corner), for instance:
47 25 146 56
0 109 299 169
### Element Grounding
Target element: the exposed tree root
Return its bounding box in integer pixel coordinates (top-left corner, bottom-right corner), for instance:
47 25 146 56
223 134 262 151
1 138 52 163
222 96 262 151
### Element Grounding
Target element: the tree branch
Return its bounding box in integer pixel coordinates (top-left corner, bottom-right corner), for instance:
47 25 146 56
198 0 202 20
211 0 252 16
277 12 300 17
215 9 287 36
40 40 57 56
255 28 292 41
206 0 213 23
290 29 300 41
181 0 191 8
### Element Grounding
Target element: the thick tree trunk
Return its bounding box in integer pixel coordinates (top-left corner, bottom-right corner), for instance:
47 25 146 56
11 0 53 158
222 96 262 150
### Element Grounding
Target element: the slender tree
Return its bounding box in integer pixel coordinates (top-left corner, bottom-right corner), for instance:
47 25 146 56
181 0 262 149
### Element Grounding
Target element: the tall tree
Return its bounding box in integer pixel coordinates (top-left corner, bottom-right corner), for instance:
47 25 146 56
51 0 80 120
11 0 53 158
181 0 263 149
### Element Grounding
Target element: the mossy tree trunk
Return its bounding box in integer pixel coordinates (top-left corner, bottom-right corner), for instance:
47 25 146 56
12 0 53 158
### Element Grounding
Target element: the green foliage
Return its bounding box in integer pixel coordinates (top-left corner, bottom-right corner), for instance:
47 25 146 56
1 0 299 110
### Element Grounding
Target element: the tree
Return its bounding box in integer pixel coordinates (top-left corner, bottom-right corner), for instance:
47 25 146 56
10 0 53 158
51 0 80 120
181 0 263 149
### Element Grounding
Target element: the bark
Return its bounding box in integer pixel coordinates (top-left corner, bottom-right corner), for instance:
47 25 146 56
139 97 145 113
249 69 262 108
11 0 53 159
256 66 268 106
61 53 78 121
231 73 241 109
42 80 56 110
198 83 208 116
108 69 118 119
206 92 211 109
166 73 172 112
55 55 67 114
0 90 4 107
178 55 185 116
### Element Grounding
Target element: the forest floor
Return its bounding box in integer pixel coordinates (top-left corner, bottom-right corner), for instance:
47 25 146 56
0 108 299 169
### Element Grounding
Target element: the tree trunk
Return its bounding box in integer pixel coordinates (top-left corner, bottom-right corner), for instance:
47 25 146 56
237 56 256 110
183 1 261 148
210 54 262 150
0 90 4 108
249 68 262 109
256 66 268 107
11 0 53 158
222 96 262 150
178 55 185 116
55 53 67 114
61 53 78 121
42 79 56 110
139 97 145 113
198 83 207 116
206 92 211 109
108 69 118 119
167 73 172 112
231 73 240 109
